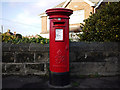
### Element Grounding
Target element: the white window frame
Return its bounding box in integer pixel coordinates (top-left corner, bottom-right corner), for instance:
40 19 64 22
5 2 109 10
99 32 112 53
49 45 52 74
70 10 84 24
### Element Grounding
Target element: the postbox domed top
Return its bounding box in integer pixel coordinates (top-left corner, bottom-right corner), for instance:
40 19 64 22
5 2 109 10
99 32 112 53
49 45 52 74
46 8 73 19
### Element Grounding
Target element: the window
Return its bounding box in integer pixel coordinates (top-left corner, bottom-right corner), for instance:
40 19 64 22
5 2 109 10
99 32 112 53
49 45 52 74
70 10 84 24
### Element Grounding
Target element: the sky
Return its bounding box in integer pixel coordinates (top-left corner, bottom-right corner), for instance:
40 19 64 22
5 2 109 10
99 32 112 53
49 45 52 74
0 0 66 36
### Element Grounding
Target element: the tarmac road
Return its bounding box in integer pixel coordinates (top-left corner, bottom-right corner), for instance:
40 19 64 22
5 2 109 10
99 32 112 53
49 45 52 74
2 75 120 89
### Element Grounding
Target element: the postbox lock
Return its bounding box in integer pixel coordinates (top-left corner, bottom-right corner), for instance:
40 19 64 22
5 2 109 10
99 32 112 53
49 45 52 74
58 18 61 21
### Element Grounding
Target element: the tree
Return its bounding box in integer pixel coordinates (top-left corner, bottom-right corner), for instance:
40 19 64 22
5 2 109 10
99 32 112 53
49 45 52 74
78 2 120 42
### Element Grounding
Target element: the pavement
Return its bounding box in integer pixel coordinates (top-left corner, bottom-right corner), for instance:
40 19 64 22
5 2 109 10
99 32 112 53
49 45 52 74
2 75 120 89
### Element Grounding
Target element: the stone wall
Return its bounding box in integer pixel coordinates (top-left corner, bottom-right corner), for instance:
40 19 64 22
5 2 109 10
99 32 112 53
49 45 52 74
2 42 120 76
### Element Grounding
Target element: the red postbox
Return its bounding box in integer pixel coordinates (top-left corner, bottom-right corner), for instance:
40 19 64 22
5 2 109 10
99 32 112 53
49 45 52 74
46 8 73 87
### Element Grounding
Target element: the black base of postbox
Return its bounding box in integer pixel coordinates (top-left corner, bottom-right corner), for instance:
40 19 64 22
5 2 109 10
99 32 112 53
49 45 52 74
49 71 70 86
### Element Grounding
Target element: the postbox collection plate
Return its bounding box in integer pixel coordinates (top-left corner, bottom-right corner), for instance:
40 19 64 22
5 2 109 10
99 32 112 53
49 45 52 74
55 29 63 41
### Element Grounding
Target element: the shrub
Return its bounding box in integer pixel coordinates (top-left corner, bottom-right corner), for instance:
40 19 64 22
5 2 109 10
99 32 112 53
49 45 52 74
2 34 49 44
15 34 22 39
77 2 120 42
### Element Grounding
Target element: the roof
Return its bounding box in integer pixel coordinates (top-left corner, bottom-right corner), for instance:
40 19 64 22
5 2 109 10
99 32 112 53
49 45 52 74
39 12 46 16
39 0 103 16
89 0 101 4
62 0 102 8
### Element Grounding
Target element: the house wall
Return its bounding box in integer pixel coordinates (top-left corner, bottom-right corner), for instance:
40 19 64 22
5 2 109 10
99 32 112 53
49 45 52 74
2 42 120 76
41 16 47 34
66 0 94 19
65 0 94 33
40 0 94 35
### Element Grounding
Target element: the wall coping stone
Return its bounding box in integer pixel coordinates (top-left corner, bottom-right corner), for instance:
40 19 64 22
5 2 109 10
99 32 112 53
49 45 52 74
2 42 119 52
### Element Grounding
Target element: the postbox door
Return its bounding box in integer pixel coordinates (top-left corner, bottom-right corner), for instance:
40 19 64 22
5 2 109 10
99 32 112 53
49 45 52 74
50 25 69 73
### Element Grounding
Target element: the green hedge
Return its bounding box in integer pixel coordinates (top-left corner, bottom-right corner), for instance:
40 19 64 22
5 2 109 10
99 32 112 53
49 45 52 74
2 34 49 44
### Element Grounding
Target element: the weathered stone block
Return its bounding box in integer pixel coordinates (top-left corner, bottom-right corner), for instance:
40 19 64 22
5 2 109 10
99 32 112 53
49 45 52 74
69 52 76 62
2 52 14 62
104 57 118 62
70 42 89 52
73 52 85 62
5 64 24 74
118 42 120 51
2 64 6 73
29 43 49 52
2 42 11 51
35 52 48 62
103 60 118 75
16 52 34 63
70 61 118 76
88 42 105 51
74 51 104 62
10 43 30 51
0 42 2 52
118 52 120 75
25 64 45 74
86 52 104 62
103 52 118 58
103 42 118 52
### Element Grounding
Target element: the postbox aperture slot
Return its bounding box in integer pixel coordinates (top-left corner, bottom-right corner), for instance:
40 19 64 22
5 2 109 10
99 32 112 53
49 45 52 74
54 22 65 26
55 29 63 41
